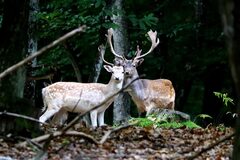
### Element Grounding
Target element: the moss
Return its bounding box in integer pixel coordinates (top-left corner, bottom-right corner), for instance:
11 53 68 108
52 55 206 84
129 117 154 127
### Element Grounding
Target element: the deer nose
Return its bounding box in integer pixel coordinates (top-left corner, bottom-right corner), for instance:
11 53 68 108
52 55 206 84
115 77 120 81
125 71 130 75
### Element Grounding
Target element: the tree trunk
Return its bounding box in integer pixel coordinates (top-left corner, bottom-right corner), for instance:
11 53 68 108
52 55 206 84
111 0 131 124
25 0 39 102
88 49 103 83
220 0 240 159
0 0 30 134
28 0 38 64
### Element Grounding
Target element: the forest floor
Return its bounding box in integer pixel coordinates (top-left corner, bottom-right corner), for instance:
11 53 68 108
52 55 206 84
0 124 234 160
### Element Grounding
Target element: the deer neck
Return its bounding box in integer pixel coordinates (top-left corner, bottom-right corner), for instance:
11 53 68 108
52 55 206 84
104 76 123 96
125 71 147 101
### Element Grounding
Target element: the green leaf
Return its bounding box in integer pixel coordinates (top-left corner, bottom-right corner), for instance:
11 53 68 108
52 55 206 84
213 91 235 107
196 114 213 119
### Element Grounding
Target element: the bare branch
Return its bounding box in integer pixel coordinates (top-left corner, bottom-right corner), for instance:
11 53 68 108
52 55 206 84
0 111 49 126
0 25 86 80
72 90 82 112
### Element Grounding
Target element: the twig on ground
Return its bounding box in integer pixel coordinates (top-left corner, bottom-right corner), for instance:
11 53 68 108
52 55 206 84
0 25 86 80
18 130 99 147
17 136 44 151
99 122 137 144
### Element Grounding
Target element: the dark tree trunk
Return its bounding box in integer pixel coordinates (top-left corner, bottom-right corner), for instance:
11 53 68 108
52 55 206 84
111 0 131 124
220 0 240 159
25 0 39 102
0 0 30 134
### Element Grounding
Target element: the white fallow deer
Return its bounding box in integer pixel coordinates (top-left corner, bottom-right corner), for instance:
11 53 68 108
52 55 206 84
107 28 175 116
39 45 125 128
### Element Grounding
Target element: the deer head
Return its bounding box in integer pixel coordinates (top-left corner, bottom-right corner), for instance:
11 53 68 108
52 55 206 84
98 44 124 84
106 28 159 78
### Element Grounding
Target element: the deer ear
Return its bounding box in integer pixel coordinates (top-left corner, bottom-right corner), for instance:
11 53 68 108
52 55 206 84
103 65 113 73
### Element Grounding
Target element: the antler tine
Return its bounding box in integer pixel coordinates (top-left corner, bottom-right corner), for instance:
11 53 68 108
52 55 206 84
106 28 124 60
135 45 142 57
136 30 160 59
98 44 113 66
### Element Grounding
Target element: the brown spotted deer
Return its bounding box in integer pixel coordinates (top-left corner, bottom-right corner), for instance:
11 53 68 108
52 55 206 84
107 28 175 116
39 45 124 128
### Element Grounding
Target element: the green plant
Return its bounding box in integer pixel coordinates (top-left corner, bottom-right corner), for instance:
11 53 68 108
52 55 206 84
193 114 213 127
147 113 168 124
157 121 201 129
194 114 212 121
213 91 234 107
62 138 70 145
216 124 227 132
129 117 154 127
214 91 237 118
129 114 201 129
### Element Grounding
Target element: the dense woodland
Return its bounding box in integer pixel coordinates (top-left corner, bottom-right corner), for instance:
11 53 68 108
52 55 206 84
1 0 240 159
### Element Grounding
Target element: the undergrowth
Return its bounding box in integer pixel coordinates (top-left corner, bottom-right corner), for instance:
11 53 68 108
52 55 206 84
129 114 201 129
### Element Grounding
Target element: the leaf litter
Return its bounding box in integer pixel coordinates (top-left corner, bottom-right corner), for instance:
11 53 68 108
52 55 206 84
0 125 234 160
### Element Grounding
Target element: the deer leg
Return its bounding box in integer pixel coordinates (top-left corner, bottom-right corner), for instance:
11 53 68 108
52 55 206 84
168 101 175 110
51 109 68 126
90 110 98 128
39 105 60 125
98 111 106 126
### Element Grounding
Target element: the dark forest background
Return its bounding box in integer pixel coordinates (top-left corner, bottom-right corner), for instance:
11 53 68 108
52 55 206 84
0 0 237 135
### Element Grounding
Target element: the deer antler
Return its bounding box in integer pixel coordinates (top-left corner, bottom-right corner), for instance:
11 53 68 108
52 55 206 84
98 44 113 66
135 45 142 57
135 30 160 59
106 28 124 60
